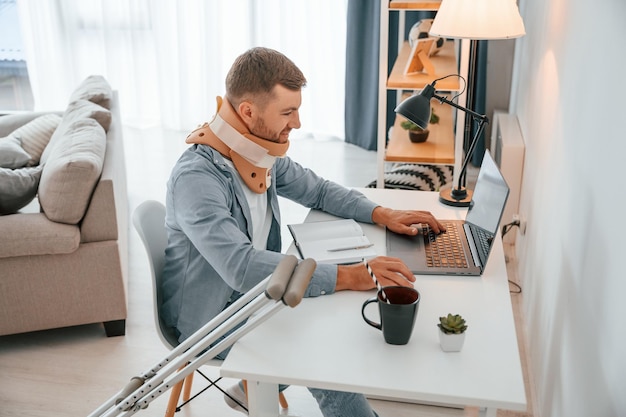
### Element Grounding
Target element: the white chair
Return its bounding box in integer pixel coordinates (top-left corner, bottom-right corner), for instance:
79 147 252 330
132 200 287 416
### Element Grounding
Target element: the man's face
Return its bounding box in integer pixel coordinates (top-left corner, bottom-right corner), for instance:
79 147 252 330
247 85 302 143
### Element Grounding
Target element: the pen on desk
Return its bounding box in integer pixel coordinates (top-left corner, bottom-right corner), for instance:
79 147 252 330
327 243 374 252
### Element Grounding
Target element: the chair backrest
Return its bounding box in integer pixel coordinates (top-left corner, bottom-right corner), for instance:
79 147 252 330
132 200 180 350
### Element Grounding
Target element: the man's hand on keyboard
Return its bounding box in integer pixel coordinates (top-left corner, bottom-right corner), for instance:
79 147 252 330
372 207 447 236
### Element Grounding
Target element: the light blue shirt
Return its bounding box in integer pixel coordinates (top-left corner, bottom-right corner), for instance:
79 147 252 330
162 144 378 341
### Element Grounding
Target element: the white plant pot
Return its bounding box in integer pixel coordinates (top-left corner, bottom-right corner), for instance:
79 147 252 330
439 331 466 352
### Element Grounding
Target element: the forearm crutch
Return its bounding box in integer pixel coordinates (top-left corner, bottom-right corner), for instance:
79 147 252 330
89 255 315 417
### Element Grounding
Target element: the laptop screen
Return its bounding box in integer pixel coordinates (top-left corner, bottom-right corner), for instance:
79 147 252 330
465 150 510 235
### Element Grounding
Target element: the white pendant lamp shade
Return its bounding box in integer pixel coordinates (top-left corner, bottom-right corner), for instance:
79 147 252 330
429 0 526 40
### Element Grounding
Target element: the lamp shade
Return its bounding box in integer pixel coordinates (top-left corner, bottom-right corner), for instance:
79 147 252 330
430 0 525 40
394 88 434 129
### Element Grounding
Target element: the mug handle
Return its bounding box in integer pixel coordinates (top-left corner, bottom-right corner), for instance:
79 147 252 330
361 296 382 330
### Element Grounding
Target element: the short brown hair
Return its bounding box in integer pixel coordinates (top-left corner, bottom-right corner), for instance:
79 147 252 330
225 47 307 107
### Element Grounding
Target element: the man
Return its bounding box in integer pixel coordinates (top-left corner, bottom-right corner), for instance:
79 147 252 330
162 47 445 416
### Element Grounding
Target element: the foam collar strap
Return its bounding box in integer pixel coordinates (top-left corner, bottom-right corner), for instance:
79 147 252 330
186 96 289 193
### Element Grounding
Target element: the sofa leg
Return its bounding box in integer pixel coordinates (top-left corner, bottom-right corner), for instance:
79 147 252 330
103 319 126 337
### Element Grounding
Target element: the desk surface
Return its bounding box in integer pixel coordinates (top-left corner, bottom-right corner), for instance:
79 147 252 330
221 189 526 414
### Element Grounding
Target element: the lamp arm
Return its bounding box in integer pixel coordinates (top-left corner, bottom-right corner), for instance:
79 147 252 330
431 92 486 122
458 117 488 188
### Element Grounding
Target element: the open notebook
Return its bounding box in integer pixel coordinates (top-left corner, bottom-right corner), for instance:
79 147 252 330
288 219 376 264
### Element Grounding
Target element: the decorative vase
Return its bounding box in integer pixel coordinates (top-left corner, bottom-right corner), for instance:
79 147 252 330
408 128 429 143
438 331 466 352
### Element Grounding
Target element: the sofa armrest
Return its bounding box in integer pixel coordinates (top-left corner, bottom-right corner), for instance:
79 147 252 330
81 178 118 243
80 91 128 245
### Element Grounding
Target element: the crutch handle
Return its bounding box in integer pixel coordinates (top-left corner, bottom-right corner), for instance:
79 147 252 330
283 258 316 307
115 376 145 408
265 255 299 301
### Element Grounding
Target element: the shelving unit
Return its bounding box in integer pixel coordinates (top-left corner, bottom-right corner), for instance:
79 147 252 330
376 0 467 188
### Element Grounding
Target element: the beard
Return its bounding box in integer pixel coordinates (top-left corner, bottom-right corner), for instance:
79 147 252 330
249 117 284 143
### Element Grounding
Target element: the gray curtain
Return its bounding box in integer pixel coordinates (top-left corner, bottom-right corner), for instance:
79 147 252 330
344 0 381 150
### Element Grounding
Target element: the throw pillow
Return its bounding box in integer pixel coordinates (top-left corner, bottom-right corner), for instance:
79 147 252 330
4 114 62 166
40 100 111 165
68 75 113 109
38 118 106 224
0 165 44 215
366 163 454 191
0 136 31 169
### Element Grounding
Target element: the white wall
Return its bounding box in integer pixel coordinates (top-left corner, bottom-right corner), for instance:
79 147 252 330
512 0 626 416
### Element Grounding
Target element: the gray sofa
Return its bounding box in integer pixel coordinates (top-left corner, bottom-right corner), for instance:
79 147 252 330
0 76 128 337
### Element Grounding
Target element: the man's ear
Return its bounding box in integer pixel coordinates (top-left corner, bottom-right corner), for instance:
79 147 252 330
238 101 255 124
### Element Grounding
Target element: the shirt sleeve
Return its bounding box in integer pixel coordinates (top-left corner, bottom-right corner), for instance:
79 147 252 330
274 156 378 223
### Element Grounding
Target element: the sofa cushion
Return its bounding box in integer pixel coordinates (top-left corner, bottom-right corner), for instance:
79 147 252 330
0 136 31 168
41 100 111 165
38 118 107 224
0 212 80 258
0 165 43 214
69 75 113 110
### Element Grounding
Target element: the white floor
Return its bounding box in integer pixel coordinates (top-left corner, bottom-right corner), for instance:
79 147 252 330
0 126 533 417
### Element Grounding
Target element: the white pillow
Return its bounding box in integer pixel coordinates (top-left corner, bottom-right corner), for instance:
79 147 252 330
7 114 62 166
0 165 43 215
68 75 113 110
0 136 31 169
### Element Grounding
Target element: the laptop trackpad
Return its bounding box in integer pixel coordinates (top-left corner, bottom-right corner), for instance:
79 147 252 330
386 230 427 272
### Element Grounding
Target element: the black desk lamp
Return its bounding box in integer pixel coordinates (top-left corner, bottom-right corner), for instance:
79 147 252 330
395 80 488 207
396 0 525 207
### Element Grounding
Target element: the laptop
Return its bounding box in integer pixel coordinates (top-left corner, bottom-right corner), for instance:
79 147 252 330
386 150 509 276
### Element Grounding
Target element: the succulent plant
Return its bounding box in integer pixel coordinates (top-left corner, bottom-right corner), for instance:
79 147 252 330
400 108 439 131
437 313 468 334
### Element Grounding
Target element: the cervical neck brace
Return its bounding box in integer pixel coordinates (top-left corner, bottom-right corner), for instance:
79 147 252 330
185 96 289 193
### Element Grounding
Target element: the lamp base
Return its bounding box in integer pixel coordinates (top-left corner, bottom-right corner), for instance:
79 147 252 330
439 187 473 207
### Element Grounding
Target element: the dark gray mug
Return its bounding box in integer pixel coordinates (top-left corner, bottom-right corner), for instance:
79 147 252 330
361 286 420 345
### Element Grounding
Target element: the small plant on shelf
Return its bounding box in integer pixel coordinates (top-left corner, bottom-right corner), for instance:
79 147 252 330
400 107 439 143
437 313 467 352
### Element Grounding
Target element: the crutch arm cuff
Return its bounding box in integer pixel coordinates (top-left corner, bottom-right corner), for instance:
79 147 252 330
283 258 316 307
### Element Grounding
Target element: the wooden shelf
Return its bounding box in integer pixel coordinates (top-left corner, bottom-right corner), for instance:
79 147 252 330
388 41 460 91
385 98 454 164
389 0 441 10
376 0 464 187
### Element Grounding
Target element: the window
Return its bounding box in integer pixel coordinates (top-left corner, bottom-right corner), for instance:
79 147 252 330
0 0 33 110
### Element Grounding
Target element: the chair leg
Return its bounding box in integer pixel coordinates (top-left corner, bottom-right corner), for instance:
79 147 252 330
242 379 289 409
165 363 194 417
279 392 289 409
166 377 184 417
182 372 194 401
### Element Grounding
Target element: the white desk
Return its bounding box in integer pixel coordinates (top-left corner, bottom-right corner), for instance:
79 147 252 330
220 188 527 417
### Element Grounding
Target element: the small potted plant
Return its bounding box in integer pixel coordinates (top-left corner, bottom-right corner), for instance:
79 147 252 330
400 107 439 143
437 313 467 352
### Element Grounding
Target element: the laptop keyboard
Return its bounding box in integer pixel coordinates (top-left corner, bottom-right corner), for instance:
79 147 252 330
469 223 493 265
422 221 468 268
